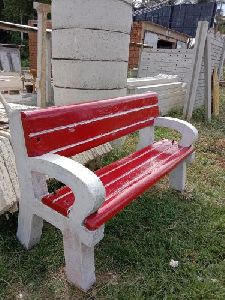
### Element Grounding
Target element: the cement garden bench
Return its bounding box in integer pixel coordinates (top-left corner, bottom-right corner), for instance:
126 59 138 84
9 93 198 291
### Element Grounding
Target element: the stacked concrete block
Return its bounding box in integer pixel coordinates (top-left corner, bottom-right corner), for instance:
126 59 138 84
127 75 187 115
52 0 133 105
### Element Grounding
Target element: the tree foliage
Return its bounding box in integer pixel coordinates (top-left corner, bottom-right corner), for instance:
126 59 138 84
0 0 51 60
133 0 179 7
3 0 34 23
2 0 51 23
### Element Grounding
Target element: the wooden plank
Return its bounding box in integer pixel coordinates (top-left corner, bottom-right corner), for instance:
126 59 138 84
0 74 22 91
0 20 51 34
46 33 53 104
218 37 225 79
34 2 51 108
212 67 220 117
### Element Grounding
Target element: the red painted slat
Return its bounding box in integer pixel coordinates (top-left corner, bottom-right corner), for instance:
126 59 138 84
103 144 186 202
40 141 194 229
85 144 194 230
21 93 159 157
22 93 158 133
97 140 170 188
97 141 182 204
42 186 74 216
24 106 158 157
26 119 155 157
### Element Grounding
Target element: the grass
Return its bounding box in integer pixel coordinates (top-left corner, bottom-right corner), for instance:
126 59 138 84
0 93 225 300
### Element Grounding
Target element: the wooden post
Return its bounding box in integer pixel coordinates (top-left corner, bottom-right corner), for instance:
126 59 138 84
46 33 52 105
34 2 51 108
218 37 225 80
204 34 212 122
212 67 220 117
183 21 208 121
137 23 145 78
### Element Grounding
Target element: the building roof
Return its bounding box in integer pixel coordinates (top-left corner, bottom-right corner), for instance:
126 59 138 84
140 20 191 39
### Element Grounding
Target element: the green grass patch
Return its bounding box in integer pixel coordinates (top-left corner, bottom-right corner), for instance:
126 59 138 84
0 92 225 299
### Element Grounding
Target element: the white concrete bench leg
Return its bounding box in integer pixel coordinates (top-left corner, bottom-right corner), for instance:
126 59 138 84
169 161 187 192
63 229 96 291
17 208 43 250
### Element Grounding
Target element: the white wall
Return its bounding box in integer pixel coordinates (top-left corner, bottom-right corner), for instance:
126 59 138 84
138 30 225 111
138 49 193 112
138 48 194 84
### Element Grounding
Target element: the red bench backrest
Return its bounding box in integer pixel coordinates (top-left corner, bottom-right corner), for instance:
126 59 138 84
21 93 159 157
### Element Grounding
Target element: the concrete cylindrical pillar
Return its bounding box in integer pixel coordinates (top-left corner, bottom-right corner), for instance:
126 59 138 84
52 0 133 105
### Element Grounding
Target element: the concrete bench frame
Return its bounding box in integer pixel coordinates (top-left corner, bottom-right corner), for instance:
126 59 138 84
9 93 198 291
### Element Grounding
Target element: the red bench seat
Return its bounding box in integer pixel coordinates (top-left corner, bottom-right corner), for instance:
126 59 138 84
42 139 194 230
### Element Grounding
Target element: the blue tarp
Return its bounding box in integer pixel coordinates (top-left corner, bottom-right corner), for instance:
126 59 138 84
134 3 217 37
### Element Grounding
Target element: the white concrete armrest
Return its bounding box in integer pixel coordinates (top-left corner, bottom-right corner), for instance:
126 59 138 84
28 154 106 226
155 117 198 147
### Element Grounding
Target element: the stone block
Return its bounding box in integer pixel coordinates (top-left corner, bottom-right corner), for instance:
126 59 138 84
52 60 128 89
52 28 130 61
54 86 127 105
52 0 132 33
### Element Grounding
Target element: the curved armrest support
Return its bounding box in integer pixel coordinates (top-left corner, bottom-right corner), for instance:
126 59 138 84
28 154 106 245
155 117 198 147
